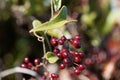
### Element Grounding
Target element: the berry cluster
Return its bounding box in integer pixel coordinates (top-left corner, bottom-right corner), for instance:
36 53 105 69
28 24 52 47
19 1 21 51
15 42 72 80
20 35 85 79
50 35 85 75
50 35 82 49
21 57 40 72
21 57 41 79
21 57 59 80
69 35 82 48
41 73 59 80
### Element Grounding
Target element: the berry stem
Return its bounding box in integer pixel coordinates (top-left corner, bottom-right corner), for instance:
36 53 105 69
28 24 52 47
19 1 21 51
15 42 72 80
73 63 79 66
41 63 50 76
43 39 46 54
44 34 52 51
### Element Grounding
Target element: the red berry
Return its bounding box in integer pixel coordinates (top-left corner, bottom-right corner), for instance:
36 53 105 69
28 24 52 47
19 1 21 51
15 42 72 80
58 39 64 45
24 57 29 63
72 51 79 57
42 76 47 80
27 62 33 69
72 39 81 48
62 51 68 58
34 58 40 65
57 53 63 59
74 57 81 63
63 58 70 64
50 38 58 46
61 36 66 41
77 64 85 70
49 77 54 80
74 35 81 41
53 48 60 54
68 39 74 44
34 67 38 72
74 68 81 75
21 64 27 68
61 48 68 53
79 52 84 58
84 58 93 65
60 63 65 69
51 73 59 78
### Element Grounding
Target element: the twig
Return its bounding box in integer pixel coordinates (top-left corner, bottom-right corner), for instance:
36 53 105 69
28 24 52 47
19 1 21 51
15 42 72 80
0 67 40 80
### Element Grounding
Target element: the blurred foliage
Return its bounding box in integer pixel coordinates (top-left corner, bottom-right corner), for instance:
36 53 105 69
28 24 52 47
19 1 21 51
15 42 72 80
0 0 120 80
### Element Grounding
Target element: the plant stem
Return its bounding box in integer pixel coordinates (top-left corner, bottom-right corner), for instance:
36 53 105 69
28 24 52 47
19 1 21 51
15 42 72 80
44 34 52 51
51 0 54 18
42 38 46 56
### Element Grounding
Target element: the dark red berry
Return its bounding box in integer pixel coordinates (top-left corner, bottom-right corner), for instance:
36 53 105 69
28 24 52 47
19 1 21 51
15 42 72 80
77 64 85 70
74 35 81 41
68 39 74 44
61 36 66 41
57 53 63 59
72 39 81 48
53 48 60 54
24 57 29 63
49 77 54 80
58 39 64 45
34 67 38 72
72 51 79 57
27 62 33 69
42 76 47 80
84 58 93 65
61 48 68 53
34 58 40 65
79 52 84 58
21 64 27 68
50 38 58 46
51 73 59 78
62 51 68 58
74 57 81 63
63 58 70 64
74 68 81 75
60 63 65 69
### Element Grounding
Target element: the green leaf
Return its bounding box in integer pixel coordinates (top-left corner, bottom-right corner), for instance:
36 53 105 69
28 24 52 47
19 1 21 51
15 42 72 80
50 6 67 22
45 52 59 63
47 29 63 38
32 20 42 28
30 20 76 32
29 6 76 33
53 0 62 11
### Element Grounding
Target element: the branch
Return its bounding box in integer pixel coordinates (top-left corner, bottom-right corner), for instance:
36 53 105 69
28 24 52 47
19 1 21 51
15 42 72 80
0 67 40 80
